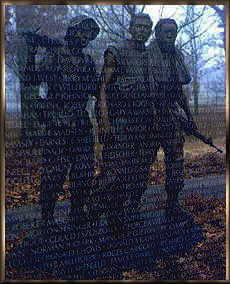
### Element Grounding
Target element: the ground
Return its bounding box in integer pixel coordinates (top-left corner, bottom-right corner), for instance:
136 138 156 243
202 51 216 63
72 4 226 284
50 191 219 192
5 105 226 280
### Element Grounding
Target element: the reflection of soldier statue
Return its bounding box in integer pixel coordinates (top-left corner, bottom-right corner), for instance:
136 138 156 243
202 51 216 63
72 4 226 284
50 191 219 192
95 16 198 236
148 18 198 217
95 13 158 237
23 15 100 230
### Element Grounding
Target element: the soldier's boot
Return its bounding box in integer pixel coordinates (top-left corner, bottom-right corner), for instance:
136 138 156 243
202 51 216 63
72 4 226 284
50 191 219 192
86 174 106 225
40 186 62 233
165 186 193 222
107 183 145 239
69 210 88 227
166 190 180 212
108 213 124 239
166 192 193 222
40 202 62 233
106 194 124 239
164 156 187 219
69 200 88 227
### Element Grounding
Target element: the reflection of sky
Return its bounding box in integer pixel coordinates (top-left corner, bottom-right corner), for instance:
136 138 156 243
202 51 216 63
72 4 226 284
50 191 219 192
143 5 225 67
5 5 225 112
144 5 223 31
143 5 225 102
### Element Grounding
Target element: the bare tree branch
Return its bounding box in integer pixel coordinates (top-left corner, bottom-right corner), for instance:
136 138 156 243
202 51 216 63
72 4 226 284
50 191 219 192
123 5 135 17
110 5 129 34
95 5 123 38
178 6 206 32
140 5 145 13
160 5 164 18
180 24 213 49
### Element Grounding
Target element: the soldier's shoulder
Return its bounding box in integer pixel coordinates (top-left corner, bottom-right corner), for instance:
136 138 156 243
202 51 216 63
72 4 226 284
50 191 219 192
105 39 130 59
41 43 66 62
37 41 65 70
53 43 69 56
147 40 162 57
147 39 158 49
107 39 129 49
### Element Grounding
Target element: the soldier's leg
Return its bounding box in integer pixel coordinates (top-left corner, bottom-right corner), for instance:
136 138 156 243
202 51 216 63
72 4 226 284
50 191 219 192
103 138 159 237
99 129 161 235
81 138 122 226
99 140 134 236
40 147 68 224
161 131 185 213
124 139 160 218
68 135 95 224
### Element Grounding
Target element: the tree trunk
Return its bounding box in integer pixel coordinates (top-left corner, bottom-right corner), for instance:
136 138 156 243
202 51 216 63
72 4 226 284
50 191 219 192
193 76 199 115
15 6 40 143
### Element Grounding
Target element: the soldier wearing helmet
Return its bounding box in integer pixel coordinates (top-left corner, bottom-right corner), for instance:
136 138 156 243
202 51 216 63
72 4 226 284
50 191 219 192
24 15 100 231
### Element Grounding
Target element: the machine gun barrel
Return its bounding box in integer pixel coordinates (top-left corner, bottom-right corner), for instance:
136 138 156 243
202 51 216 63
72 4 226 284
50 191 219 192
171 110 223 154
20 27 63 49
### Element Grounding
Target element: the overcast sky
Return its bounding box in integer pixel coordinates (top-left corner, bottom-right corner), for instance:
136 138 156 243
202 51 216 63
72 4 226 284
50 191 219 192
143 5 225 65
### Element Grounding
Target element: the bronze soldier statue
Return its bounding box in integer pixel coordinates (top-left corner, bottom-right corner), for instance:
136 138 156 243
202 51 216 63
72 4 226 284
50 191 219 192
148 18 198 217
95 13 159 237
23 15 100 230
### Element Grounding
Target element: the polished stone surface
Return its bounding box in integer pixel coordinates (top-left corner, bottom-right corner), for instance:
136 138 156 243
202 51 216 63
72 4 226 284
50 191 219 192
6 207 204 280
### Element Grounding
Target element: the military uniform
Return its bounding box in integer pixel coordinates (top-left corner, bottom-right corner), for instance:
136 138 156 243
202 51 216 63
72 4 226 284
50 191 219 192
95 39 159 230
24 43 98 224
147 39 191 207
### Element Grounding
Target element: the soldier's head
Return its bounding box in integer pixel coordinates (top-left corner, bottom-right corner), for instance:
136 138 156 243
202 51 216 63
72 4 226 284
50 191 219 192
129 13 153 43
155 18 178 46
65 15 100 49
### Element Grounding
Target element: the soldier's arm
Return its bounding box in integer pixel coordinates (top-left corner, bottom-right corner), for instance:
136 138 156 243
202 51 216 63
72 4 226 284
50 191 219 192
85 54 99 98
176 87 198 130
23 47 56 125
24 46 54 87
176 87 191 118
175 51 197 125
24 46 39 87
98 50 116 132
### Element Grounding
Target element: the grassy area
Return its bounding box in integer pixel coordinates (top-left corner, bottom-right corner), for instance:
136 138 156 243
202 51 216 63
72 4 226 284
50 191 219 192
155 109 226 160
5 106 226 188
5 106 226 170
5 105 226 142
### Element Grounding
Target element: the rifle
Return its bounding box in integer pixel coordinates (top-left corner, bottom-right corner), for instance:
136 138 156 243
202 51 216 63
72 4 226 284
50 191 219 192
20 26 63 50
171 109 223 153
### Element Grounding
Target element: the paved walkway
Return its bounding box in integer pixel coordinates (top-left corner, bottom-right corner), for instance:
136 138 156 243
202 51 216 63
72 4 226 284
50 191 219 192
5 175 225 279
6 174 225 241
146 174 226 200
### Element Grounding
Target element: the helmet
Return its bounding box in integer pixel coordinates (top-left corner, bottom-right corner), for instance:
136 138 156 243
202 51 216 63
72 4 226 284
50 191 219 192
68 15 100 41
